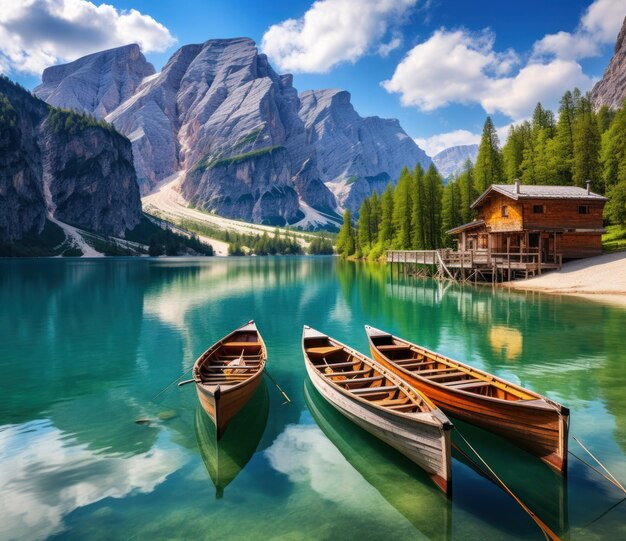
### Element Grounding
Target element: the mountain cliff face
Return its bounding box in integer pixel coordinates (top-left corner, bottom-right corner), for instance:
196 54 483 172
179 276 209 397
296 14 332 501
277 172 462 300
35 39 430 226
34 44 155 118
591 17 626 110
299 89 431 212
432 144 478 181
0 77 141 243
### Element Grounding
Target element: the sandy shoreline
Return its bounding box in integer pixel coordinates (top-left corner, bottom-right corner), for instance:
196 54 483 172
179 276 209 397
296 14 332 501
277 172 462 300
504 252 626 308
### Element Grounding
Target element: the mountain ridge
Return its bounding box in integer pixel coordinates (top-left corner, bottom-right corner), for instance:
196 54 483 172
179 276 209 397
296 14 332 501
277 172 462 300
34 38 431 226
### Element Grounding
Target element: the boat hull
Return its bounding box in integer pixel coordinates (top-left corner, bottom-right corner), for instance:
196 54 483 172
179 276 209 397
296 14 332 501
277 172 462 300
196 369 264 440
305 361 451 493
368 341 568 473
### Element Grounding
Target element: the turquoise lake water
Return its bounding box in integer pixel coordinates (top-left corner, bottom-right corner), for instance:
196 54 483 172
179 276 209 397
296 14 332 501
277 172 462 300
0 256 625 540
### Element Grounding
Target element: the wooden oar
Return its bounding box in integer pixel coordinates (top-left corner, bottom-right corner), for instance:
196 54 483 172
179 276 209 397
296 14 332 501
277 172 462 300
265 368 291 404
152 365 193 400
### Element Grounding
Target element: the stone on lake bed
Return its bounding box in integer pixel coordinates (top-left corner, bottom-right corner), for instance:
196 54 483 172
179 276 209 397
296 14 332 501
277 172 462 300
158 410 178 421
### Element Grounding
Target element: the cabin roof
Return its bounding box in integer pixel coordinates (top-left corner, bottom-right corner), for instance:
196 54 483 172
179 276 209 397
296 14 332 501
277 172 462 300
471 184 607 209
446 219 485 235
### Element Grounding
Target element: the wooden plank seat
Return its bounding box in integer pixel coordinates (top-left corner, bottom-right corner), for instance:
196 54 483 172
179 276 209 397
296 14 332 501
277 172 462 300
387 404 419 411
415 367 457 376
324 369 371 377
222 341 262 348
352 385 398 395
377 345 412 351
374 397 410 407
317 361 360 369
334 376 384 385
394 358 433 366
443 380 489 391
306 346 343 356
204 365 254 373
427 371 468 381
397 362 429 370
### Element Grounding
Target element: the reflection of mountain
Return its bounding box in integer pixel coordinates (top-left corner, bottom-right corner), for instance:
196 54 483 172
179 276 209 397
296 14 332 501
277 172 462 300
0 260 145 426
304 381 451 540
0 419 186 541
195 382 269 498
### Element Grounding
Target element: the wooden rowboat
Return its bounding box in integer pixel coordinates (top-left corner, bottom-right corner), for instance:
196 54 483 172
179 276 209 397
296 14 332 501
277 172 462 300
365 325 569 473
193 320 266 439
302 326 453 494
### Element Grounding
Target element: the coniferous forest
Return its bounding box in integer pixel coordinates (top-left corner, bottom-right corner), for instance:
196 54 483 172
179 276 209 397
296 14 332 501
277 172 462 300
336 89 626 259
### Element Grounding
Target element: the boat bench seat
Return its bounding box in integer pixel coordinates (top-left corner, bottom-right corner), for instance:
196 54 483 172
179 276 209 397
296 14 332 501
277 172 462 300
325 369 371 377
396 362 429 370
375 397 411 407
377 345 411 351
444 380 488 391
318 360 359 369
306 346 343 356
415 367 456 376
222 341 262 348
428 371 467 381
387 403 418 411
334 375 383 385
352 385 397 395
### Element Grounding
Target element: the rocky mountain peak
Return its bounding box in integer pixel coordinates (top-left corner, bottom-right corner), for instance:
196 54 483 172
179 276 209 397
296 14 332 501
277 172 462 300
35 44 155 118
35 38 431 226
591 16 626 110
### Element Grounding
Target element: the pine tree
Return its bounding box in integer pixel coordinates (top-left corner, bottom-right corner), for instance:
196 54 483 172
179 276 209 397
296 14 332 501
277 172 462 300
601 105 626 190
411 164 426 249
502 125 525 182
457 159 477 223
369 191 381 242
572 95 601 188
422 164 444 249
553 91 576 184
474 116 504 193
379 184 395 249
392 167 413 249
336 209 356 257
442 180 463 246
357 198 373 254
596 105 614 135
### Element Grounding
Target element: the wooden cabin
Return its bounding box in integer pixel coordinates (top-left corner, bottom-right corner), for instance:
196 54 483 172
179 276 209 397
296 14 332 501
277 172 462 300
448 181 607 261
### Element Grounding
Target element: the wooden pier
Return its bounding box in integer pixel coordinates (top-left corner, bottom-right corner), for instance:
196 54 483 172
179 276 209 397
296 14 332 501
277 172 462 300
386 249 562 283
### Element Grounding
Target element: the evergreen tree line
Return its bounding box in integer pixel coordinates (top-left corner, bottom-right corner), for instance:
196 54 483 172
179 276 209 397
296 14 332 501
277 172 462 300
337 87 626 259
227 228 334 255
336 163 447 259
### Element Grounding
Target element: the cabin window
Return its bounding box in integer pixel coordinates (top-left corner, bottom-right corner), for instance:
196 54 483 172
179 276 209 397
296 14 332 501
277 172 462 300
578 205 589 214
501 205 508 217
533 205 544 214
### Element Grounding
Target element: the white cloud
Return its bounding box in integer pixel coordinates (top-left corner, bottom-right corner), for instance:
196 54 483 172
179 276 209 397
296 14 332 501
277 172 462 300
383 0 621 121
483 59 594 119
581 0 626 44
261 0 417 73
383 28 594 121
533 0 626 60
414 129 480 156
0 0 175 75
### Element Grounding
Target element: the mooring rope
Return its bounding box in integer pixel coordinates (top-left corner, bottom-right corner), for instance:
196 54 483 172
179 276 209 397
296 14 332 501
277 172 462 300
571 436 626 494
454 429 561 541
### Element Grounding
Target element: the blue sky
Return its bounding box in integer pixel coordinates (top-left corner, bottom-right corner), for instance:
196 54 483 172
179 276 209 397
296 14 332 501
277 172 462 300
1 0 623 156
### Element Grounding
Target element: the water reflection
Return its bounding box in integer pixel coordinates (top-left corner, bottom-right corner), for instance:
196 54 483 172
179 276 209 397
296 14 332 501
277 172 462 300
0 257 624 541
195 382 269 498
304 380 451 541
0 420 186 541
